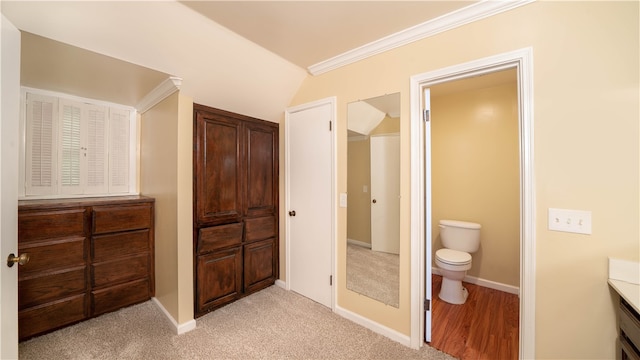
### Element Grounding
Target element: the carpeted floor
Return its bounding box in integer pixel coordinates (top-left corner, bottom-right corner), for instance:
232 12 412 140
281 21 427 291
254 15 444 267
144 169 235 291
347 244 399 307
19 285 455 360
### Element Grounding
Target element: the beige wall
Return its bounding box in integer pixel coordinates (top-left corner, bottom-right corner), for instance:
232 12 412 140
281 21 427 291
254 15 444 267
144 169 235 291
288 2 639 358
140 92 194 325
347 137 371 245
431 81 520 287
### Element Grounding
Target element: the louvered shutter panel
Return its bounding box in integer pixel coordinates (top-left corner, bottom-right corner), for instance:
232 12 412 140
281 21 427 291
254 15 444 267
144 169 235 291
108 107 130 193
85 104 108 194
25 93 58 195
59 100 83 194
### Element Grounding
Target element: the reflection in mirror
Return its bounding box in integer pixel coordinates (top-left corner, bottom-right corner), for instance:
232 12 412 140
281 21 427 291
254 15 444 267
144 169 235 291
347 93 400 307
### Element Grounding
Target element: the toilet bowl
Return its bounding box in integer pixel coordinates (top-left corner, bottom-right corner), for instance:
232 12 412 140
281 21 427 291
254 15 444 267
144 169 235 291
435 220 481 305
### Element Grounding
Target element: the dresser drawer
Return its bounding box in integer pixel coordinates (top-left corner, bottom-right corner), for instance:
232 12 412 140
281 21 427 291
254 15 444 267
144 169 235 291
92 230 149 262
19 294 87 340
91 278 150 316
18 208 86 242
19 266 86 309
18 237 86 275
245 216 276 243
92 204 152 234
198 223 243 254
92 254 149 288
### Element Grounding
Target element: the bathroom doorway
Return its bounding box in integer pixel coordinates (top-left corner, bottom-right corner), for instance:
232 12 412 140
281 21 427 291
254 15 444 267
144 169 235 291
427 68 520 359
409 48 535 358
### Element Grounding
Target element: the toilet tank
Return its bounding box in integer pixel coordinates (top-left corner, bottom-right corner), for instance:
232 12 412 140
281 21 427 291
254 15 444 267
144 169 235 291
439 219 481 253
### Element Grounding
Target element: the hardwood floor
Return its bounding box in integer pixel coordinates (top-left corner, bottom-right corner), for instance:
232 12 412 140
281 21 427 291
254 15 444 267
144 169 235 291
429 275 519 360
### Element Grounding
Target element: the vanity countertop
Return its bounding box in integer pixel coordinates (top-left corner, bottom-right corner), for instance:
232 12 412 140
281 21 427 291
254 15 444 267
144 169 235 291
608 278 639 313
608 258 640 313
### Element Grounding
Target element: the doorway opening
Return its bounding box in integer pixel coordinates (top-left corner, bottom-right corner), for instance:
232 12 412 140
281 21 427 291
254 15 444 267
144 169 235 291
409 48 535 359
427 68 520 359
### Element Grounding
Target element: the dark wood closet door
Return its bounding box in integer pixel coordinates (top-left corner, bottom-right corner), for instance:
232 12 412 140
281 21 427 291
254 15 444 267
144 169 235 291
193 104 278 317
195 109 243 226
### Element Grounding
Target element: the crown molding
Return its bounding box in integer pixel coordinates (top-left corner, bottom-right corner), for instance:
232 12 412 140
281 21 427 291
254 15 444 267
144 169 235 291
307 0 535 76
136 76 182 114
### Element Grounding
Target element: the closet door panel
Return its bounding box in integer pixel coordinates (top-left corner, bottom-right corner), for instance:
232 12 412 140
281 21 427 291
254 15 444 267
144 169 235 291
244 238 276 293
195 109 243 226
196 247 242 312
245 123 278 218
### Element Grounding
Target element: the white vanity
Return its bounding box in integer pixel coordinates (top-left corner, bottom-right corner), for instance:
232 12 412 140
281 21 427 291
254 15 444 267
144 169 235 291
608 258 640 360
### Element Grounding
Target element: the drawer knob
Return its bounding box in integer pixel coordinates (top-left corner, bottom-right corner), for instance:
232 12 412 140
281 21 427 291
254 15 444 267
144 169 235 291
7 253 30 268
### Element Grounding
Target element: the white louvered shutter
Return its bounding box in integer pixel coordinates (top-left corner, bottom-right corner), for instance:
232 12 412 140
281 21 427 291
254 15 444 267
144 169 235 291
25 93 58 195
108 107 130 193
84 104 108 194
59 100 83 194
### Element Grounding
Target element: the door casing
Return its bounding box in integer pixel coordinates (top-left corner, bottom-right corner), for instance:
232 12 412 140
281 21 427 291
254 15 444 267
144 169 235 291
409 47 535 359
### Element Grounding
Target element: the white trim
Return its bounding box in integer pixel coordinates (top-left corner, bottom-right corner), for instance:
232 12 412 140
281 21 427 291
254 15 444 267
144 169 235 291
136 76 182 114
334 305 411 348
284 97 337 310
275 279 286 289
431 268 520 295
410 47 535 359
308 0 535 75
151 297 197 335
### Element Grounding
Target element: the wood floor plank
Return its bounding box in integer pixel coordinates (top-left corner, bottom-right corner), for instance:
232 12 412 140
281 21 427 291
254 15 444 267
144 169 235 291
428 275 519 360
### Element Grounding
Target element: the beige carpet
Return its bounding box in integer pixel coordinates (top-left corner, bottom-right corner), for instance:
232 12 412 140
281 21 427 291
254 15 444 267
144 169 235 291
347 244 399 307
19 285 455 360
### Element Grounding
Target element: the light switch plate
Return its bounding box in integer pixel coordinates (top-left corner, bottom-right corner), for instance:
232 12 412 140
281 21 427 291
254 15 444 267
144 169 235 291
548 208 592 234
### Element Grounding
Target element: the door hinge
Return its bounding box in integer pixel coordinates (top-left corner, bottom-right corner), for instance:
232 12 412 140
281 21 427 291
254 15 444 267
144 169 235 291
423 109 430 122
424 299 430 311
330 275 333 286
329 121 332 131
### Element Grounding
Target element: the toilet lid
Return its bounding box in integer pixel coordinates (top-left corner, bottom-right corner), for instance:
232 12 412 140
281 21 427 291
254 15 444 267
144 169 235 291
436 248 472 265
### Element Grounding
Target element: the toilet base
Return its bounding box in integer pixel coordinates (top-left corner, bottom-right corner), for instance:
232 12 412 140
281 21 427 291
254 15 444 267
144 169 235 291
438 277 469 305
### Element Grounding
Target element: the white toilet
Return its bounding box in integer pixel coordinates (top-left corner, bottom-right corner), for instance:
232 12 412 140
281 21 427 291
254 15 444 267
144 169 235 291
435 219 481 305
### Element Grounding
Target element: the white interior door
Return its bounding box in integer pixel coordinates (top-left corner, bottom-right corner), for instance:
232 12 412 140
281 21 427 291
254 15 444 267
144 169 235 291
370 134 400 254
1 14 22 359
285 98 334 308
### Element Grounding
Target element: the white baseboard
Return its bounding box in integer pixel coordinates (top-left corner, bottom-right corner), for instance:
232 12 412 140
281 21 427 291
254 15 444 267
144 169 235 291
431 267 520 295
347 238 372 249
151 297 197 335
275 279 286 289
334 305 411 348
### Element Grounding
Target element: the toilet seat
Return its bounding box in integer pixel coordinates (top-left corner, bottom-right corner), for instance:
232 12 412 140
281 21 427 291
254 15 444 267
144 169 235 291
435 248 472 266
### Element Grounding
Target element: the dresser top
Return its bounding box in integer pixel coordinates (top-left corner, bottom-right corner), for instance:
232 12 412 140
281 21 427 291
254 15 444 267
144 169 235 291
19 195 154 209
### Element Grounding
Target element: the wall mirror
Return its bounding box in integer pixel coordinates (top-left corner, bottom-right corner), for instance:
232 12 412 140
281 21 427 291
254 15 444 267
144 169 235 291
347 93 400 307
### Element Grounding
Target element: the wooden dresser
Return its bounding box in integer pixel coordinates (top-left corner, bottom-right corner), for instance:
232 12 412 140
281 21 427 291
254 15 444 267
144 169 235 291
193 104 278 317
17 196 154 340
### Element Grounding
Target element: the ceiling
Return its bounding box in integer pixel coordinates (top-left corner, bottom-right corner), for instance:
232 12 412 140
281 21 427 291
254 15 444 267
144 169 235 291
3 0 514 121
180 1 476 69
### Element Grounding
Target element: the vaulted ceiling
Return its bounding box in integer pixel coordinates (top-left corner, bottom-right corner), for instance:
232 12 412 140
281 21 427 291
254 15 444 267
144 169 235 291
2 1 493 121
179 1 475 69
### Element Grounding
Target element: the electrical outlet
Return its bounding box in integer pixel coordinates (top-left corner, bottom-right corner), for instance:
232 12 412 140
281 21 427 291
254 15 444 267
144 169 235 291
548 208 592 235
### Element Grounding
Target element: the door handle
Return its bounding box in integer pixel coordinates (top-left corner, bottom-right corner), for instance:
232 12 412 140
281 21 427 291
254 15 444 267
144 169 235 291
289 210 296 216
7 253 30 268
